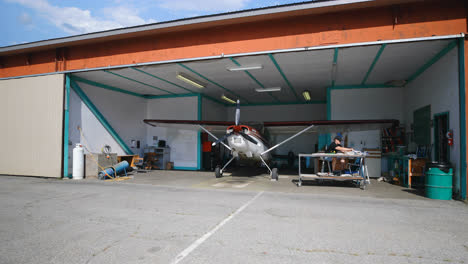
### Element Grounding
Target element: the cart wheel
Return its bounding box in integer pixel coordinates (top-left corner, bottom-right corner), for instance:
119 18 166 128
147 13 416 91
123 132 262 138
271 168 278 181
215 166 222 178
297 181 302 187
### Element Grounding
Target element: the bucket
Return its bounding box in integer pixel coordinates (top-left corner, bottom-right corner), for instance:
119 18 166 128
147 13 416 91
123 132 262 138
425 162 453 200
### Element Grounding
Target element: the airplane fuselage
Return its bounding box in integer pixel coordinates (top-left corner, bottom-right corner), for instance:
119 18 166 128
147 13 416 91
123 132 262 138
225 125 271 161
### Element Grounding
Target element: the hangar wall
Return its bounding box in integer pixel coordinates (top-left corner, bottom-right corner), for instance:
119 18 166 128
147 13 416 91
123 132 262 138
330 87 404 150
68 82 146 158
227 104 326 121
69 88 201 170
202 97 227 121
403 48 461 195
0 74 64 177
146 96 199 169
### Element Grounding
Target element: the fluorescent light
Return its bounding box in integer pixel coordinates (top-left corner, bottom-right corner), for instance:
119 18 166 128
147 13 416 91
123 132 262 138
221 95 236 104
302 90 311 101
176 73 205 88
255 87 281 92
227 65 263 71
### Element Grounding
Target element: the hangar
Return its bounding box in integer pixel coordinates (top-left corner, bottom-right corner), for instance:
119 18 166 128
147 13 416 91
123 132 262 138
0 0 467 199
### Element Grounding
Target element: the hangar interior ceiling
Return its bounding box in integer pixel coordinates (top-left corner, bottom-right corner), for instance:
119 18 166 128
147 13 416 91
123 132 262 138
71 39 454 106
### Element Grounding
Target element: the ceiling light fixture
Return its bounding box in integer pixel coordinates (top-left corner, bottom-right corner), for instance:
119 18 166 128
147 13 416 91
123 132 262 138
176 73 205 88
221 95 236 104
227 65 263 71
255 87 282 93
302 90 311 101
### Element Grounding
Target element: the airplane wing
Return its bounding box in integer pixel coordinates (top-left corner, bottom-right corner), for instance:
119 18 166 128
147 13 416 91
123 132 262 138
144 119 232 133
260 119 399 155
263 119 399 134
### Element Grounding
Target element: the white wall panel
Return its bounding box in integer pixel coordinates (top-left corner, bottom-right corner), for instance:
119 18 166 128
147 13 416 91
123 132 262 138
0 74 64 177
331 87 404 150
202 97 227 121
227 104 326 122
68 81 147 163
403 48 460 193
146 96 199 168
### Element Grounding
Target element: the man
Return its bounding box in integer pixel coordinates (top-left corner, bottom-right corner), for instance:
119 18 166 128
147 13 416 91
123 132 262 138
325 136 354 173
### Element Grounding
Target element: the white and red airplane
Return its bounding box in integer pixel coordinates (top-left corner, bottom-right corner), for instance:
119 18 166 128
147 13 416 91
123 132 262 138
144 100 397 180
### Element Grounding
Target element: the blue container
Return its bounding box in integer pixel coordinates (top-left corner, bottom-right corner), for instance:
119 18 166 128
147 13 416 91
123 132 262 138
98 160 129 179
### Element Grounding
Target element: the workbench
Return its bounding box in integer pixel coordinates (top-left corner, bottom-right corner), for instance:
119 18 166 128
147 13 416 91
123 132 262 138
298 152 370 189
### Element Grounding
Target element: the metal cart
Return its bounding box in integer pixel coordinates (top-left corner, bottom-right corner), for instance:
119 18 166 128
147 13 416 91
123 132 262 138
298 153 370 189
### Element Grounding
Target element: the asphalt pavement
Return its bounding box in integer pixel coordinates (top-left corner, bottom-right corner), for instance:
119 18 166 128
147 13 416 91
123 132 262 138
0 173 467 264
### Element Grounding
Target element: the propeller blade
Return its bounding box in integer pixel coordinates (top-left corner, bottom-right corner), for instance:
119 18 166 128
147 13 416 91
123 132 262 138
239 132 257 145
235 100 240 126
212 132 233 146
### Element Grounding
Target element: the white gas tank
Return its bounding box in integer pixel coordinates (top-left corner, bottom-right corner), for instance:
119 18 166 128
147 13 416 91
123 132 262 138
72 143 84 180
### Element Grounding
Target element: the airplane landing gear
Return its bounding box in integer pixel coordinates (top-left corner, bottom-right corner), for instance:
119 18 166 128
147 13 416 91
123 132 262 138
215 166 222 178
271 168 278 181
214 156 236 178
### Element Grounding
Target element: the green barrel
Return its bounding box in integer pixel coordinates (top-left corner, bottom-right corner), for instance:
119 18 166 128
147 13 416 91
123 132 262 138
425 162 453 200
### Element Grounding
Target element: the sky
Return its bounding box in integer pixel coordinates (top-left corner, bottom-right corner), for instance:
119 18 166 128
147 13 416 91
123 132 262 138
0 0 311 47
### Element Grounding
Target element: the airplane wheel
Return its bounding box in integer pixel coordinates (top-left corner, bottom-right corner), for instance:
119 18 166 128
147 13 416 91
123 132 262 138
271 168 278 181
215 166 222 178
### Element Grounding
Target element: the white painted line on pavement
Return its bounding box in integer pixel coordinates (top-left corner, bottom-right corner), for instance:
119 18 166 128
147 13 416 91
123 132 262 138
172 191 264 264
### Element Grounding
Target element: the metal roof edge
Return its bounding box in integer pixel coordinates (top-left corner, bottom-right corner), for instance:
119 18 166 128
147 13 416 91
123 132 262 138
0 33 464 81
0 0 377 55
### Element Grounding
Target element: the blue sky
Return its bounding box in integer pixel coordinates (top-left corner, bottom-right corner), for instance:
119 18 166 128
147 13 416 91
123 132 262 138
1 0 310 47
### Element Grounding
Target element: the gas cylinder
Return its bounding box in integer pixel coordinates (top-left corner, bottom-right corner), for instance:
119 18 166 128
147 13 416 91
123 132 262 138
72 143 84 180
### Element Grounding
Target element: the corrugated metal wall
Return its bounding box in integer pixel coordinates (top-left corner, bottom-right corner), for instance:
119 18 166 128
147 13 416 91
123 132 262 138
0 74 64 177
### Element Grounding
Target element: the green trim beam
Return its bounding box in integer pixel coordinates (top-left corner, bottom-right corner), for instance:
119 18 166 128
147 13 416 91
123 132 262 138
130 67 196 94
197 94 202 170
331 48 339 87
103 70 175 94
361 44 386 85
406 40 458 84
229 57 279 102
63 74 71 178
268 54 300 101
178 63 251 103
458 38 466 200
71 75 145 98
70 78 134 155
237 101 326 107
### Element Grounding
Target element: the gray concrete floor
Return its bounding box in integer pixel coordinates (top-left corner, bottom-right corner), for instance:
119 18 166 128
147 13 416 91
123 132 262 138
1 170 467 264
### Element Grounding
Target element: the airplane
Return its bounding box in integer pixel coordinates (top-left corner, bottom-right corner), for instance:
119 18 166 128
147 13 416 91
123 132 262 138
144 100 398 180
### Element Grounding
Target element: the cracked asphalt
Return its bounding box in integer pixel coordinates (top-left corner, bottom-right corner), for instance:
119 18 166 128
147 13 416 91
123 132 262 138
1 172 467 264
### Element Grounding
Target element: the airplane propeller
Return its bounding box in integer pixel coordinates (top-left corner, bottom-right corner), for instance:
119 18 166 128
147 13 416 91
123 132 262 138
212 132 234 146
211 99 258 147
239 131 257 145
235 99 240 126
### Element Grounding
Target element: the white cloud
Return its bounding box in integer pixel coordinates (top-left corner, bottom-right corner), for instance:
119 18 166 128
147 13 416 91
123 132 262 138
158 0 252 12
103 6 156 27
17 12 32 25
7 0 156 35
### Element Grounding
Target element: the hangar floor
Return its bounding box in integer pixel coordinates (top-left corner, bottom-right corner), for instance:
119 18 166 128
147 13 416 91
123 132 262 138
121 169 427 200
1 175 467 264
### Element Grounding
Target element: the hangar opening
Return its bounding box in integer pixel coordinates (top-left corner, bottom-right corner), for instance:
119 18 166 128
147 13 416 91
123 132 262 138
61 36 464 196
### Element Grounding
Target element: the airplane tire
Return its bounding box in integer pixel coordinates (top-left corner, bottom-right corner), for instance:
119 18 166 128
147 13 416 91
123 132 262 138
215 166 222 178
271 168 279 181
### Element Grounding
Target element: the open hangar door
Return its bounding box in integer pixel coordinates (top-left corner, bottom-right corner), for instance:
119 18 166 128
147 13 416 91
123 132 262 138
67 36 464 197
0 74 65 178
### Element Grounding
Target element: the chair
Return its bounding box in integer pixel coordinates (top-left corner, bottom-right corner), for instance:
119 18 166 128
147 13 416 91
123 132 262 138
344 158 361 175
